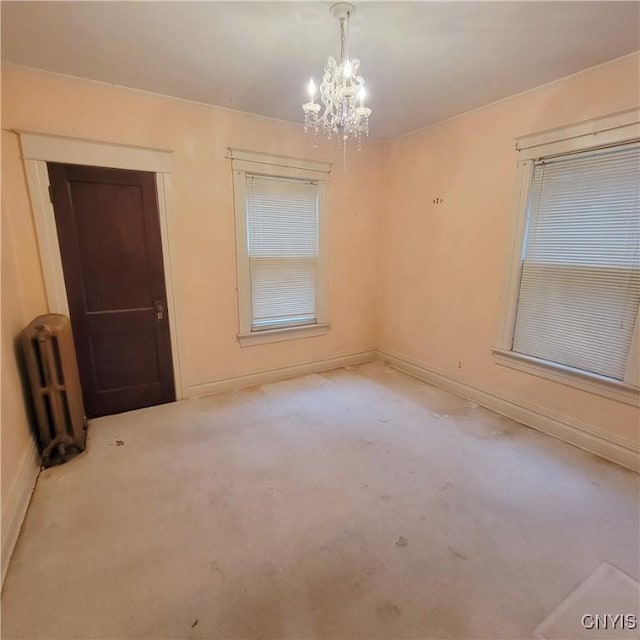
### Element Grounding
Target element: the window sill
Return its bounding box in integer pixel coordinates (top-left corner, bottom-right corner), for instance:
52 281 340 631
492 348 639 407
238 323 330 347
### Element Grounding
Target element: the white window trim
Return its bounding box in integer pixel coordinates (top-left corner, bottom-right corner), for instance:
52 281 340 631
229 148 331 347
514 107 640 160
15 130 184 399
494 108 640 407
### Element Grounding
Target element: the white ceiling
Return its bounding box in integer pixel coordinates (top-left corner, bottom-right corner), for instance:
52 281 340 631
2 1 639 139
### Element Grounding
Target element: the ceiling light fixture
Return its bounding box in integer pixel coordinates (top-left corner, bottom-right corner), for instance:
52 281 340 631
302 2 371 150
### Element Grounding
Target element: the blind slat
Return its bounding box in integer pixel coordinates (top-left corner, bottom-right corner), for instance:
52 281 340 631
513 143 640 380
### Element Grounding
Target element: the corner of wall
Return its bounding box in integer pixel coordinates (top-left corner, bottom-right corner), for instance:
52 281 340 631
373 139 391 352
1 191 44 587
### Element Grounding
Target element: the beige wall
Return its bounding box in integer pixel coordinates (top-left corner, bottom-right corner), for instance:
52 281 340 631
0 65 384 577
378 52 640 448
2 108 52 577
1 66 384 387
1 189 42 580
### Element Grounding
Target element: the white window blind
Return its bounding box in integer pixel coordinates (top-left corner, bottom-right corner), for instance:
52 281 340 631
245 174 319 331
512 143 640 381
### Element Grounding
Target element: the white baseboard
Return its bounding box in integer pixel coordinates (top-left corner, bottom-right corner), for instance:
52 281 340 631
379 350 639 472
1 437 40 587
185 350 377 398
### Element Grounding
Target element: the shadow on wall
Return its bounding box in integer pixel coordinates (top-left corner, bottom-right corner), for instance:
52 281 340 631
11 328 39 454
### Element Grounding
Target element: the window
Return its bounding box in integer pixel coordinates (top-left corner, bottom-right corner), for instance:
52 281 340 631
495 109 640 406
514 144 639 379
246 175 319 331
230 149 331 346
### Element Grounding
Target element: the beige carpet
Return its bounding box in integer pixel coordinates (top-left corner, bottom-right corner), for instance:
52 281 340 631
2 362 638 639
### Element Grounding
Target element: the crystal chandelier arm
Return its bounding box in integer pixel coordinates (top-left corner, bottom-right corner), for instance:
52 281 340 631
301 3 371 148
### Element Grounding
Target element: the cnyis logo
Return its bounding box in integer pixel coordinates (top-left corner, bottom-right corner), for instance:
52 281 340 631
581 614 638 630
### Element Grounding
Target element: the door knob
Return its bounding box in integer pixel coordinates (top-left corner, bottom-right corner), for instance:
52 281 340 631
154 300 165 321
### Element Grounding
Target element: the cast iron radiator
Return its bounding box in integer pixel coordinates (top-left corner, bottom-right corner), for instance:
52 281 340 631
22 314 87 466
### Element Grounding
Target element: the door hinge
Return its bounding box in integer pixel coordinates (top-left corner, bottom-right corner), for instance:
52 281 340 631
48 185 54 204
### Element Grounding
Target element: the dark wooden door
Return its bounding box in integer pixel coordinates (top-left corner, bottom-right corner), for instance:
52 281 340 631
48 163 175 418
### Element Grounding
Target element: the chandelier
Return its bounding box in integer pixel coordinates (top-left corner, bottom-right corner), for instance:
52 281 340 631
302 2 372 149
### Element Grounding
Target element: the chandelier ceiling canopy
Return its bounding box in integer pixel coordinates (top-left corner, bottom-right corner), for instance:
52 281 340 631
302 2 372 149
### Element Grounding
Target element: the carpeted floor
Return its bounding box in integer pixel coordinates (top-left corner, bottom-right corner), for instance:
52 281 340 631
2 362 638 639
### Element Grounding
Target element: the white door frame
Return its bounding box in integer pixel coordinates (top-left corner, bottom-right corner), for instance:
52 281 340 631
17 130 184 400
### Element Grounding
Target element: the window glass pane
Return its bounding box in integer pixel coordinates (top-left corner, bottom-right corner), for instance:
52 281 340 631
246 175 319 331
513 144 640 380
